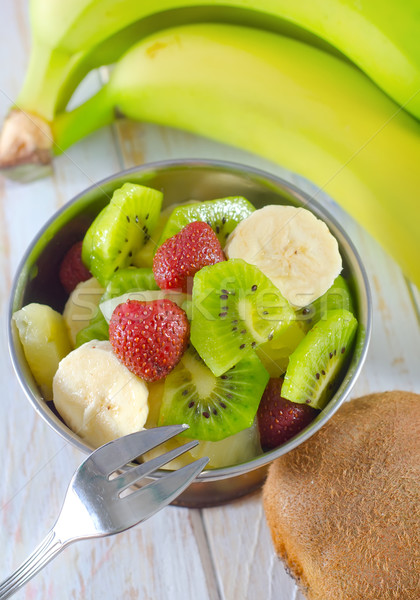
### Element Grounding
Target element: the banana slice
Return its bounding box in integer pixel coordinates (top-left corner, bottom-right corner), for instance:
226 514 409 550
225 205 342 307
63 277 104 346
53 340 149 448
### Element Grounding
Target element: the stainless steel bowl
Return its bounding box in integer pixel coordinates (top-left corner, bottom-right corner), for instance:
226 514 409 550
8 159 371 507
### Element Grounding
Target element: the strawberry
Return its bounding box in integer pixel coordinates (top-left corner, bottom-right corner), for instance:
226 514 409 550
109 299 189 382
153 221 225 293
257 378 318 450
59 241 91 294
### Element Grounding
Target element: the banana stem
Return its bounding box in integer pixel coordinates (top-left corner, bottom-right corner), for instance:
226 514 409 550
17 43 88 120
0 83 115 177
52 87 116 153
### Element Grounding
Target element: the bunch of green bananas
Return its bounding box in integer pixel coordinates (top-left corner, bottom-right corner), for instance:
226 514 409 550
0 0 419 286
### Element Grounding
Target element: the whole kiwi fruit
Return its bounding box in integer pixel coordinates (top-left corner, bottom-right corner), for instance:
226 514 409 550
263 391 420 600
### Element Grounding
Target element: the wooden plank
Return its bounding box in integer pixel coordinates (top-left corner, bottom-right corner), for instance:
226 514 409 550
284 177 420 395
94 117 420 599
1 3 418 599
0 9 218 600
201 172 420 600
203 492 297 600
110 119 302 599
131 129 418 598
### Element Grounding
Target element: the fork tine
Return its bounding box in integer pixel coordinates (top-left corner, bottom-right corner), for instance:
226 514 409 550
90 425 189 476
112 440 200 493
119 457 209 523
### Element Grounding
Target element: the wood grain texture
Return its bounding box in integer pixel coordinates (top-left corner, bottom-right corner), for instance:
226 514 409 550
0 2 419 599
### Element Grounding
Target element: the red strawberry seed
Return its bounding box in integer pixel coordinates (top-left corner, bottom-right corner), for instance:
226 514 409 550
109 299 189 382
153 221 225 293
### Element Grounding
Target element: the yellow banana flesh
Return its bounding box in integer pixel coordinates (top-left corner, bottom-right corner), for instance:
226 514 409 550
54 24 420 286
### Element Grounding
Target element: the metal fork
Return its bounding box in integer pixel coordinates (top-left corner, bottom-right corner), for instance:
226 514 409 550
0 424 208 599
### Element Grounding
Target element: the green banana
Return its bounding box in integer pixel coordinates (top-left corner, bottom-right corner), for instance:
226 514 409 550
1 0 419 178
52 24 420 286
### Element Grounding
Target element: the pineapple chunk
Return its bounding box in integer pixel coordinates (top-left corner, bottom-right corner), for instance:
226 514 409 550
13 303 72 401
189 421 262 469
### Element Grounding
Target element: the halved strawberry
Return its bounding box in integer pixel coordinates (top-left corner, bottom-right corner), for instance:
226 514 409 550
109 299 189 382
153 221 225 293
257 378 318 450
59 241 91 294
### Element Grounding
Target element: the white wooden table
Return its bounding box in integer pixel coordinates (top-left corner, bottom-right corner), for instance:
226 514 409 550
1 3 419 599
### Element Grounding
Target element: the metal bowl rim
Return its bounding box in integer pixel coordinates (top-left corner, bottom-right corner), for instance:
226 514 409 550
8 157 372 481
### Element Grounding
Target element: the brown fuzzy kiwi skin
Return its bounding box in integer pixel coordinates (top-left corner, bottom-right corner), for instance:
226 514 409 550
263 391 420 600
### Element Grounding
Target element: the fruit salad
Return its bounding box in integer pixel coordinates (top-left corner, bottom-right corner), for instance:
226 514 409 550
12 183 358 468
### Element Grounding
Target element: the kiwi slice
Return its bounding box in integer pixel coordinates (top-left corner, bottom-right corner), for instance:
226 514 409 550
75 267 158 347
191 259 294 376
100 267 158 301
158 347 269 441
282 309 358 410
298 275 355 331
82 183 163 286
158 196 255 247
143 382 262 469
132 204 173 268
75 310 109 347
256 320 306 377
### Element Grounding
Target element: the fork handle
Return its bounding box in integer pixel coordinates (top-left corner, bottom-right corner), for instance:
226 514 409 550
0 528 65 599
